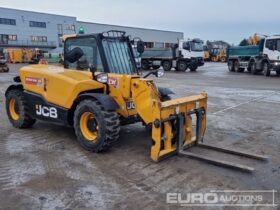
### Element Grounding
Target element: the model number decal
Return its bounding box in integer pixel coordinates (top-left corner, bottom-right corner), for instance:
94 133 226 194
108 77 119 88
25 77 43 86
36 105 58 118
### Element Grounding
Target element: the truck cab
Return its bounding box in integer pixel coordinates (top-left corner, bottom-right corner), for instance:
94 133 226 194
263 36 280 71
179 39 204 68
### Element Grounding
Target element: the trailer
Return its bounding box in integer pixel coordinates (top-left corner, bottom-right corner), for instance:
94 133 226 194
227 35 280 76
141 39 204 72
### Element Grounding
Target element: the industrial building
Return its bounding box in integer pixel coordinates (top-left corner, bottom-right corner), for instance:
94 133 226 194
76 21 184 49
0 7 184 54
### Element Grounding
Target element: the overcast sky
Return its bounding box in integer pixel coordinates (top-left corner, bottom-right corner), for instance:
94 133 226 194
1 0 279 44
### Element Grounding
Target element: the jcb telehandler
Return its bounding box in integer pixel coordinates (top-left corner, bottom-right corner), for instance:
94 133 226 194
5 31 267 170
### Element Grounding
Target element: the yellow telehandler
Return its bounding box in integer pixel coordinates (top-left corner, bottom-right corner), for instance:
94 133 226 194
5 31 267 171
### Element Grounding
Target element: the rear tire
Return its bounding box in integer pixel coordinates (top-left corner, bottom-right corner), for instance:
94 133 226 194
262 62 270 77
234 61 240 72
74 99 120 152
6 89 36 128
250 61 257 75
141 60 150 70
177 61 187 71
162 60 172 71
189 66 198 72
228 61 234 72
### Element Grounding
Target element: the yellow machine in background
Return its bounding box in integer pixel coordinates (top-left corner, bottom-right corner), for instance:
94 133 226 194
210 48 227 62
248 33 264 45
7 48 37 63
7 48 23 63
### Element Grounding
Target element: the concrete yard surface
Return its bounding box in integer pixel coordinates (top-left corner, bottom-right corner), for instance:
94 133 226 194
0 63 279 210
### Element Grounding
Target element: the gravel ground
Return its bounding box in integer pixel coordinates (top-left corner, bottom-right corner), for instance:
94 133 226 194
0 63 279 210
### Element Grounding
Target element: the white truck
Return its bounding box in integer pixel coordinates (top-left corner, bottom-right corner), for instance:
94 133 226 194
227 35 280 76
141 39 204 72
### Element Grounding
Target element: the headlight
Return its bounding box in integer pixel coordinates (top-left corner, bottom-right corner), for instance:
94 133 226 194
96 73 108 83
156 69 165 78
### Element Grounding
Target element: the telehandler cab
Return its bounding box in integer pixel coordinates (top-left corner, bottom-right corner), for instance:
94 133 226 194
5 31 267 170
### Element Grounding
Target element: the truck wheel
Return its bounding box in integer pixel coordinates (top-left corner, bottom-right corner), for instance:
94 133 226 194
189 66 198 72
221 57 226 62
74 99 120 152
250 62 257 75
234 61 240 72
141 60 150 70
262 62 270 77
6 89 36 128
228 61 234 72
247 65 251 73
177 61 187 71
162 60 172 71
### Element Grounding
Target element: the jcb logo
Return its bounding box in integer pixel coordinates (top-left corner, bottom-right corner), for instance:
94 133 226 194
126 101 136 110
36 105 58 119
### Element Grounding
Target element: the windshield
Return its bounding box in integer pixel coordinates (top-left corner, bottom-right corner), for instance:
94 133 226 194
64 37 104 71
191 41 203 52
102 38 137 74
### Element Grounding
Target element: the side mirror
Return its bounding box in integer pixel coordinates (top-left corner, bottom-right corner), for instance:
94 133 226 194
183 42 191 51
137 41 145 54
89 64 97 73
65 47 84 63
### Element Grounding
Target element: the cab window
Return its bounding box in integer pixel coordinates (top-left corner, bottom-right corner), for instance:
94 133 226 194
64 37 104 71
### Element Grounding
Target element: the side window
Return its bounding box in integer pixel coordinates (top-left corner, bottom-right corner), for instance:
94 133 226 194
64 37 104 72
265 39 276 51
183 42 190 51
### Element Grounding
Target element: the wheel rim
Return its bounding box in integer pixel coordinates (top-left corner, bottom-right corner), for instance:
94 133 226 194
80 112 99 141
9 98 20 120
163 62 170 70
179 62 186 71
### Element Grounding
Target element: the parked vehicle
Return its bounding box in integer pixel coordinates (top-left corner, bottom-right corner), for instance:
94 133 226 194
0 48 9 72
141 39 204 72
227 35 280 76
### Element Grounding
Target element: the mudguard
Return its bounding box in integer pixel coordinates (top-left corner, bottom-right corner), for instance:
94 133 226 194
5 84 23 96
76 93 119 111
158 87 174 96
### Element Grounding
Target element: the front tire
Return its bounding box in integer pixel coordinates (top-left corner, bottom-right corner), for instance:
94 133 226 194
177 61 187 71
74 99 120 152
262 62 270 77
6 89 36 128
